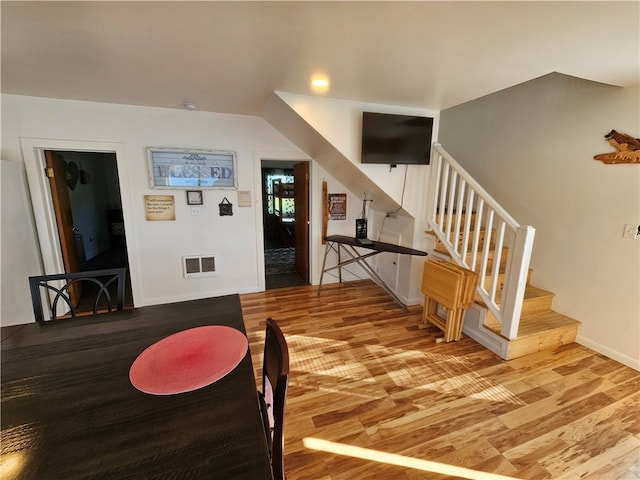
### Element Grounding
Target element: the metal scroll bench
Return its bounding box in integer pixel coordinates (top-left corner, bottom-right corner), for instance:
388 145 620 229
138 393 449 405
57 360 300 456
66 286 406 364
317 235 427 312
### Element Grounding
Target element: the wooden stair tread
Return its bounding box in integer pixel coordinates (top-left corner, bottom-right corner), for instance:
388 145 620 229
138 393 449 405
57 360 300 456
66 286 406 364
434 244 508 271
523 285 554 301
433 241 501 255
474 283 554 307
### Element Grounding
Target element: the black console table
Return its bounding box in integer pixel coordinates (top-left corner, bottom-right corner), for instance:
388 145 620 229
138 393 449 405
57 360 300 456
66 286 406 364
318 235 427 311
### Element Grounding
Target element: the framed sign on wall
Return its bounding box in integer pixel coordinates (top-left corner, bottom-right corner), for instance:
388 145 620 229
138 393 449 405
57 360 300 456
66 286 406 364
144 195 176 221
328 193 347 220
147 148 237 189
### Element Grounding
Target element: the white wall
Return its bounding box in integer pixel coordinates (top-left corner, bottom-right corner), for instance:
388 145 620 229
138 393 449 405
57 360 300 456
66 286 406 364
1 160 43 326
276 92 437 304
277 92 439 224
439 73 640 369
0 94 313 315
310 159 371 285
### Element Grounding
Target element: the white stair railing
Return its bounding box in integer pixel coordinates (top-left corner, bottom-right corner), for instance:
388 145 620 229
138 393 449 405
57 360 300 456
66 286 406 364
426 143 536 339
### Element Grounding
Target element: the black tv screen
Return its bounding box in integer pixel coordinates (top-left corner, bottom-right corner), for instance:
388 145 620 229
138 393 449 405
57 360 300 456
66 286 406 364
361 112 434 165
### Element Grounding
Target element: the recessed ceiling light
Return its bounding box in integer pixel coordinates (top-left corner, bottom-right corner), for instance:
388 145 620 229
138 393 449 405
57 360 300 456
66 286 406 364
310 74 330 94
183 102 198 111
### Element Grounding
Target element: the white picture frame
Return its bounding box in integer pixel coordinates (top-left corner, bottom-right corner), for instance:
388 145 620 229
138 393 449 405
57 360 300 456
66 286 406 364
147 147 237 189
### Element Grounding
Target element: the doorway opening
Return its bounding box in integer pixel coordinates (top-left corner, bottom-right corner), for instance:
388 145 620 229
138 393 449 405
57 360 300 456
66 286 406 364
261 160 309 289
44 150 133 311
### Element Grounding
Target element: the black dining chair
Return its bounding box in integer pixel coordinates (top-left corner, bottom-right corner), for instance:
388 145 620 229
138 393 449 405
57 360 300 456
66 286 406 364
259 317 290 480
28 268 127 323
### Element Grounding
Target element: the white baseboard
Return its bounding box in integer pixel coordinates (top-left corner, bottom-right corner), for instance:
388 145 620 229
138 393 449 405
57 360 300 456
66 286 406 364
576 334 639 371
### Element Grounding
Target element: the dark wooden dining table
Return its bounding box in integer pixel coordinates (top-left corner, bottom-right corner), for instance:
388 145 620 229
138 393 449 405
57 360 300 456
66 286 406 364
1 295 273 479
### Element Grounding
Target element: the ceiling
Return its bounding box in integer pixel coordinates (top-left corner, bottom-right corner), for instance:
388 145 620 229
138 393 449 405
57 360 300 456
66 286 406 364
2 1 638 116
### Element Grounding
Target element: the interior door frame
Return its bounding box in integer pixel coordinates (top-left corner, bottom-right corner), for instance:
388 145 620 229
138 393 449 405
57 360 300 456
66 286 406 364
21 138 139 306
253 151 311 291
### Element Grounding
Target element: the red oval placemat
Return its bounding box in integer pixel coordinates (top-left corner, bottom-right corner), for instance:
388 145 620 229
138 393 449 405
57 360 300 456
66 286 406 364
129 325 249 395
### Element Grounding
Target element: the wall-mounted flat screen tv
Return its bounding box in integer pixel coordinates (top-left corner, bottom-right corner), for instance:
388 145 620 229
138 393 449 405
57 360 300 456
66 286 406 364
361 112 434 165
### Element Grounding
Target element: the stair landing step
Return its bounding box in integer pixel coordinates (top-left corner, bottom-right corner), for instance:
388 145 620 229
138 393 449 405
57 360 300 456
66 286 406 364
485 310 579 337
484 310 580 360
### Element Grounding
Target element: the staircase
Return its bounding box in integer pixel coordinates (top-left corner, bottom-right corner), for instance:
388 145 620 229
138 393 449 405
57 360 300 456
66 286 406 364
431 232 580 359
426 144 580 360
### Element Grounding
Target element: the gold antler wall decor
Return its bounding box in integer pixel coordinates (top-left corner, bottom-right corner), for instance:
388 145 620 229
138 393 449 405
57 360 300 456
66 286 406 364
594 130 640 164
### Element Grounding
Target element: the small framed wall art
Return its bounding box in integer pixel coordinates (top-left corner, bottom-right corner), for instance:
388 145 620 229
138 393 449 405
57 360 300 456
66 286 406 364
328 193 347 220
148 147 237 189
186 190 203 205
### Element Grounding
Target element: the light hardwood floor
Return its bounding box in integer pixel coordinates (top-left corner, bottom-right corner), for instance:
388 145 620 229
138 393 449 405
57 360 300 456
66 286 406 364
241 280 640 480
